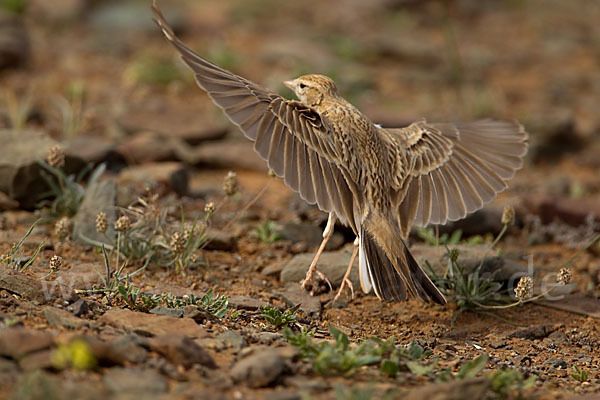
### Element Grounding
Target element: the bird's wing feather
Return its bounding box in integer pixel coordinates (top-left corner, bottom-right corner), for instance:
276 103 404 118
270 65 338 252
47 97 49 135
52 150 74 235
152 2 358 230
380 119 527 237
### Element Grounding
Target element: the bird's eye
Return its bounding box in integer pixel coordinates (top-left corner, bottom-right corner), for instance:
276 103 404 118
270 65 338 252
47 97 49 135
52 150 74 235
299 83 306 89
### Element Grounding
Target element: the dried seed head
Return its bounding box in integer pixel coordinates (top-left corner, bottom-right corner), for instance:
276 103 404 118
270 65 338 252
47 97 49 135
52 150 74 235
49 255 63 272
223 171 239 197
449 248 459 263
204 202 215 216
47 144 66 169
96 212 107 233
515 276 533 300
501 205 515 226
114 215 131 232
557 267 572 285
54 217 72 241
170 232 186 254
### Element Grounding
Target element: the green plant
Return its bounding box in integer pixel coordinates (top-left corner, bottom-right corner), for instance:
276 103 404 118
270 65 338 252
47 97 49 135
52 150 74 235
36 160 105 219
284 326 380 377
85 197 210 271
436 354 489 381
0 219 45 272
416 227 463 246
255 220 281 243
378 339 433 378
0 0 26 14
125 54 183 86
490 369 536 399
570 365 589 383
427 250 505 325
415 227 491 246
3 88 33 129
53 81 87 137
334 384 374 400
261 305 297 328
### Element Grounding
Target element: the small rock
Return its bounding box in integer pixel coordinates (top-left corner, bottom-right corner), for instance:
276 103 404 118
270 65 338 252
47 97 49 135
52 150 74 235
217 330 247 350
508 325 555 340
256 332 283 345
174 138 268 172
264 390 302 400
83 335 148 366
277 285 321 319
0 130 85 208
116 131 176 163
406 378 490 400
67 298 89 317
276 222 343 250
99 309 209 338
148 334 216 369
149 306 184 318
0 327 53 359
64 135 125 171
0 357 18 387
544 358 568 370
0 191 19 210
228 295 269 311
411 244 532 283
44 306 91 330
55 263 104 292
18 350 53 371
280 246 360 289
72 178 117 244
104 367 168 394
117 162 189 196
117 101 228 145
204 228 236 251
261 261 286 277
230 349 285 388
0 12 30 70
434 206 504 237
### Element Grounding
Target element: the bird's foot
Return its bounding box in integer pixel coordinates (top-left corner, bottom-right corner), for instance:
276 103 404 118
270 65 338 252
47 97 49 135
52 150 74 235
333 276 354 302
300 267 332 295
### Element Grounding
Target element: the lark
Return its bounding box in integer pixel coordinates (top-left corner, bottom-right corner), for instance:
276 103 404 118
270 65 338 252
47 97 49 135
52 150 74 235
152 2 528 304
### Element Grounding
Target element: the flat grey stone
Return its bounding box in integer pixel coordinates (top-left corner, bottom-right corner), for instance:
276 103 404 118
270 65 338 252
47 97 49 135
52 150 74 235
280 246 360 289
104 367 168 394
230 349 285 388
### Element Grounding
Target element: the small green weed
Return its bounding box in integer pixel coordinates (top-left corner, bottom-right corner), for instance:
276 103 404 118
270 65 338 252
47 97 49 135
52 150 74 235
436 354 489 381
255 220 281 243
125 54 183 86
0 219 45 272
0 0 26 14
36 156 105 219
570 365 589 383
261 305 297 328
415 227 491 246
283 327 381 377
490 369 536 399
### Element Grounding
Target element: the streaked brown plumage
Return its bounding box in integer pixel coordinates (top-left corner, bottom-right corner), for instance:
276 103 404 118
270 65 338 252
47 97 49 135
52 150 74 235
152 2 528 304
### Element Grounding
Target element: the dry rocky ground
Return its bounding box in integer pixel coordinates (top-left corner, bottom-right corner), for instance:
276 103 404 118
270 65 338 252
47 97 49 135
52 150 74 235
1 0 600 399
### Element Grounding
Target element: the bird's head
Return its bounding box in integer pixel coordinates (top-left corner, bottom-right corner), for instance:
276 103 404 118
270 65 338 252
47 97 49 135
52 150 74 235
284 74 340 107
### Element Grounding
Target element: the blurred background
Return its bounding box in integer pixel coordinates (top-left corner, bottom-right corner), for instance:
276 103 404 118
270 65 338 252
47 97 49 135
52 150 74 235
1 0 600 239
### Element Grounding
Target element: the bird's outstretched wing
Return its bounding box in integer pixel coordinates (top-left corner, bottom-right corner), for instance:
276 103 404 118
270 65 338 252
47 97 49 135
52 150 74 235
152 2 359 230
379 119 528 237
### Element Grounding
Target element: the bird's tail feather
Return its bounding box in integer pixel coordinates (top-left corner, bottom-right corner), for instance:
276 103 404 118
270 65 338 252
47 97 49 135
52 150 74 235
359 230 446 304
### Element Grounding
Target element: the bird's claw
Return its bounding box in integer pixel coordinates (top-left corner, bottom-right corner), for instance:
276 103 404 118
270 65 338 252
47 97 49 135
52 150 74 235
333 276 354 302
300 269 332 295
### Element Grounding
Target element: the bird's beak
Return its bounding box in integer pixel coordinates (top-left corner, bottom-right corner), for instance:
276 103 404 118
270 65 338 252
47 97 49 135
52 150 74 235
283 80 295 90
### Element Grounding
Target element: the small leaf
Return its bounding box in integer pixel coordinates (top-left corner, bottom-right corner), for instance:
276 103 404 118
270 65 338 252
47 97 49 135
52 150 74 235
457 354 488 379
406 360 436 376
381 359 399 377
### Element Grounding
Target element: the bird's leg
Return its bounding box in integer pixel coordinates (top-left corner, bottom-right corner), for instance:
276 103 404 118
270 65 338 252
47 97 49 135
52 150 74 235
333 237 359 302
301 212 336 294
